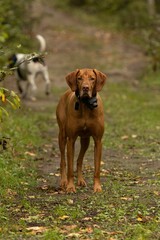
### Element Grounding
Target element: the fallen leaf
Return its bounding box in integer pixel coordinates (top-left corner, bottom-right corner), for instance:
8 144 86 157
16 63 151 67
120 197 133 201
81 226 93 233
154 191 159 196
55 173 60 177
82 217 92 221
137 217 143 222
121 135 129 140
67 233 81 238
131 134 137 138
67 199 74 204
49 172 54 176
59 215 69 220
7 188 17 196
28 195 35 199
62 224 77 232
25 151 36 157
26 226 48 234
66 225 77 230
101 168 109 173
40 185 49 190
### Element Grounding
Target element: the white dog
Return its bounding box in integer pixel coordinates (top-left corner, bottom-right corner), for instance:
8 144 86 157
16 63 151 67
8 35 50 100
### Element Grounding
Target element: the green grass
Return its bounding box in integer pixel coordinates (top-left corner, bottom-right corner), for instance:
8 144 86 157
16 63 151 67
103 75 160 157
0 106 52 233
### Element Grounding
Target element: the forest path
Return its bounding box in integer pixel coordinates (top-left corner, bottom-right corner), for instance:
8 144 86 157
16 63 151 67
26 0 148 184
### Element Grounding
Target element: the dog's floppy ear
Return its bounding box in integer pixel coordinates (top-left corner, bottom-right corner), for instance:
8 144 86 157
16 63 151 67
93 69 107 92
66 69 79 91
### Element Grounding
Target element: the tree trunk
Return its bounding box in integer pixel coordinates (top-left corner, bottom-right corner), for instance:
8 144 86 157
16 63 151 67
148 0 156 16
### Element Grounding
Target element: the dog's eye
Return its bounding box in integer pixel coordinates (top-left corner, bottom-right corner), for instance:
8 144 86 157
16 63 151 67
90 77 95 81
77 77 82 80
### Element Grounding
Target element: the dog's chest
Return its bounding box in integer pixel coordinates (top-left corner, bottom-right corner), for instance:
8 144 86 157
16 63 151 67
77 122 91 137
75 113 96 136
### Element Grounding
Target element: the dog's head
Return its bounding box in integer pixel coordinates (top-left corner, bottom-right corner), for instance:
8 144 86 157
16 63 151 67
8 54 17 68
66 68 107 99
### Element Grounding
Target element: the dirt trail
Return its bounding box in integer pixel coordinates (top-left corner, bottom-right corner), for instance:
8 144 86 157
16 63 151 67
25 0 149 190
31 0 147 86
5 0 148 188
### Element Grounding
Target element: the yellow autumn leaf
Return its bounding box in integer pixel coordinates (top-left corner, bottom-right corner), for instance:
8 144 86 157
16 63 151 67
137 217 143 222
28 195 36 199
154 191 159 196
59 215 69 220
1 93 6 102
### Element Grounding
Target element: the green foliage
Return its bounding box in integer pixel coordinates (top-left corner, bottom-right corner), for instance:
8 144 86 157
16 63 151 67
118 1 150 29
0 88 20 120
0 0 33 44
54 0 155 29
0 0 33 66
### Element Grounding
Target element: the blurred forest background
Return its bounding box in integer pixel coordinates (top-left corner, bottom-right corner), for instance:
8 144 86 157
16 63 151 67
1 0 160 71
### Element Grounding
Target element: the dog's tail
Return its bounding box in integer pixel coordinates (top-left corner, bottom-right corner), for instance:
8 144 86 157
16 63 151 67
36 35 46 52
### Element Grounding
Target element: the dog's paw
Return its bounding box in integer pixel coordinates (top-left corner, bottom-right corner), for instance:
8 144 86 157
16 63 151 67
66 183 76 193
94 184 102 193
60 179 68 188
78 178 87 187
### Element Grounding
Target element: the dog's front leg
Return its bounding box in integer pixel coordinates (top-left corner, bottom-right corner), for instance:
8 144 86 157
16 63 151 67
59 131 67 188
94 138 102 192
67 137 76 193
77 137 90 187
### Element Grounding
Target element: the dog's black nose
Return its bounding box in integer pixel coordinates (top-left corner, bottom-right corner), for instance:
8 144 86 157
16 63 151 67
82 86 89 92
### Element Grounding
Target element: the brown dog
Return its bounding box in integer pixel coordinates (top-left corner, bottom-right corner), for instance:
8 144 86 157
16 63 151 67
56 68 107 193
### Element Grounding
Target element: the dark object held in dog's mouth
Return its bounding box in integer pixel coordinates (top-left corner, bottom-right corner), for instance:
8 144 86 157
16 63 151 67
75 95 98 110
